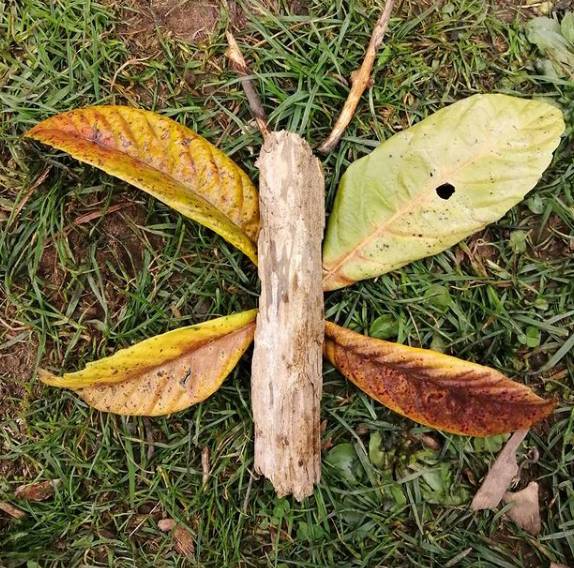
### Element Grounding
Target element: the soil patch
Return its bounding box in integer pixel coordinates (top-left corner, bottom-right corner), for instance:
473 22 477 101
38 197 163 332
491 0 555 22
107 0 228 55
0 338 38 498
0 339 37 412
456 229 499 276
105 0 301 55
154 0 220 42
527 214 572 261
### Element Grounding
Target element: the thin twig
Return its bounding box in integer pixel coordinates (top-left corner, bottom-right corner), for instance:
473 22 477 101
225 31 270 139
201 446 210 487
109 56 153 91
7 167 51 227
318 0 395 154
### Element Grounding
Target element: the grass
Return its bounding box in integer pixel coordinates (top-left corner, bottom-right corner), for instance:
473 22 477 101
1 0 573 566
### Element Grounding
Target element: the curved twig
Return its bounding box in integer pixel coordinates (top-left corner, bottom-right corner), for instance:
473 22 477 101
225 31 270 139
318 0 395 154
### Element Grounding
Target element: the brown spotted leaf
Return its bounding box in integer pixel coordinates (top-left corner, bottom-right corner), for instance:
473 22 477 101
324 322 555 436
158 518 195 557
172 525 195 557
39 310 256 416
26 106 259 263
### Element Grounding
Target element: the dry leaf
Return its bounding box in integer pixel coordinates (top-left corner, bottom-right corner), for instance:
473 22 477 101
26 107 259 263
471 429 528 511
325 322 554 436
39 310 257 416
15 480 58 502
172 525 195 557
0 501 26 519
420 434 441 451
550 563 571 568
503 481 541 535
445 547 473 568
158 518 194 557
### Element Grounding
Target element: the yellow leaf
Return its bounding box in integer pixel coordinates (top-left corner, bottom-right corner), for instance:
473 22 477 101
39 310 257 416
324 321 555 436
26 106 259 263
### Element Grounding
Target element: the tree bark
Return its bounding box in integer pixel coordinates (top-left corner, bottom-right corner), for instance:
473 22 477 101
251 131 325 501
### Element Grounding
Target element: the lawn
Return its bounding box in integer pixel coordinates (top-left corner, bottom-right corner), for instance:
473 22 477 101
1 0 573 566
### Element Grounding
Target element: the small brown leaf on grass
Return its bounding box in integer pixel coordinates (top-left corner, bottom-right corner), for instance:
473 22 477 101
172 525 195 557
15 480 58 502
420 434 441 451
550 563 571 568
0 502 26 519
158 519 194 558
158 518 177 532
471 429 528 511
503 481 541 536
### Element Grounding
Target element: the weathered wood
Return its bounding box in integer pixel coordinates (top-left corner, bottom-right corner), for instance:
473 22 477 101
251 131 325 500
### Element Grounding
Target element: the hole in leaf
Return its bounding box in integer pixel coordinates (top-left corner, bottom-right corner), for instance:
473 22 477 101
435 183 455 200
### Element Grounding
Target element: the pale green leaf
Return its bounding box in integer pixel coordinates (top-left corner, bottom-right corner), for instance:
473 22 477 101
527 16 574 78
561 12 574 45
368 431 385 466
509 230 528 254
325 443 363 484
323 94 564 290
369 314 399 339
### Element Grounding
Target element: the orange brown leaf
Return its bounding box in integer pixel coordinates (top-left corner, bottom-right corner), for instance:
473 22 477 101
39 310 257 416
15 480 58 502
26 106 259 263
324 322 555 436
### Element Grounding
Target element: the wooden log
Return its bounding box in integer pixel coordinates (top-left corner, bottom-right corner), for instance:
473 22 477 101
251 131 325 500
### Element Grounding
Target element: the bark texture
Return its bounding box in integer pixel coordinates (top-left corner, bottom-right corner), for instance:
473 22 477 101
251 131 325 501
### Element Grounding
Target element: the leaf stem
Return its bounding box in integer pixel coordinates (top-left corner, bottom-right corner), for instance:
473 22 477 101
225 31 270 140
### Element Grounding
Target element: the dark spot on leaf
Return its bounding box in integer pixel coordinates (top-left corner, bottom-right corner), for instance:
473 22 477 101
436 183 455 200
180 368 192 387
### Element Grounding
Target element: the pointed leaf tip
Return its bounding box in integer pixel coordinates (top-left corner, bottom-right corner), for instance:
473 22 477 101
324 322 555 436
39 310 257 416
26 106 259 263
